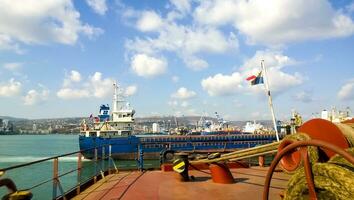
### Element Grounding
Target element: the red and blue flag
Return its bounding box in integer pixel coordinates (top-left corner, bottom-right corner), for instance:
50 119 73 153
246 71 264 85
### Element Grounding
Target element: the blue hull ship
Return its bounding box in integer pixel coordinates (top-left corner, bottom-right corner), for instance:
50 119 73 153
79 134 279 159
79 83 281 160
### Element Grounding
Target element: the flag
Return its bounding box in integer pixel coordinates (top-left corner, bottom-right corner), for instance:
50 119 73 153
247 71 264 85
89 114 93 119
246 75 256 81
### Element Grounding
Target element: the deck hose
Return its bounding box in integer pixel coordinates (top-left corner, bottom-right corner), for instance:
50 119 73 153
283 148 354 200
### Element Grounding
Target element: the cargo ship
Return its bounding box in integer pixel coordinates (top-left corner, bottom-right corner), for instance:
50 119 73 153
79 83 281 159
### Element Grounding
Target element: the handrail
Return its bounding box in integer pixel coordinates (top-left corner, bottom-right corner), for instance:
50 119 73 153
0 144 110 172
0 139 252 172
0 143 129 200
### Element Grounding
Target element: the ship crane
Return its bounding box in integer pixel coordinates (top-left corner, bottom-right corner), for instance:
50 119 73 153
214 112 228 128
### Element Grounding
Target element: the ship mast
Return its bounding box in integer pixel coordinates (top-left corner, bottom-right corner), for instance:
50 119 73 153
261 60 280 141
112 82 125 121
112 82 119 113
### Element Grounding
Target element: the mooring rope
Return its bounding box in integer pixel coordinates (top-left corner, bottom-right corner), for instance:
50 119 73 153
283 148 354 200
335 123 354 147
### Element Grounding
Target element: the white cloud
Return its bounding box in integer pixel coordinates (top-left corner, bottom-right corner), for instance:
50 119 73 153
201 50 303 96
3 62 23 71
86 0 107 15
131 54 167 78
172 76 179 83
0 78 22 97
294 91 314 103
171 87 196 99
170 0 191 14
181 101 189 107
57 88 90 99
136 11 163 32
201 72 243 96
57 71 114 99
70 70 81 82
0 0 103 52
182 56 209 71
126 11 238 71
23 88 49 105
0 34 23 54
89 72 114 98
168 100 179 106
63 70 82 87
194 0 354 45
338 80 354 100
125 85 138 96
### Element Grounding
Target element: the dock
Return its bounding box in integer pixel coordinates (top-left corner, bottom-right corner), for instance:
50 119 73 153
73 167 290 200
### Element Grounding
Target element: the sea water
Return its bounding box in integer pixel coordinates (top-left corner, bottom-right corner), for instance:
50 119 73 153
0 135 159 199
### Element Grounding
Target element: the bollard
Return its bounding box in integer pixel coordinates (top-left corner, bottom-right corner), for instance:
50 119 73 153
173 153 190 182
258 155 265 167
209 162 234 184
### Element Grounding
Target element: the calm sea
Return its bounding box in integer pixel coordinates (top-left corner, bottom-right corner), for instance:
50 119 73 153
0 134 155 199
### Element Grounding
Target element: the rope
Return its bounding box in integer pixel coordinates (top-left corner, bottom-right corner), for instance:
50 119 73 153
190 141 280 164
283 148 354 200
335 123 354 147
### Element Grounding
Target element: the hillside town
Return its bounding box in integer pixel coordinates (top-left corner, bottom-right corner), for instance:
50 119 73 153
0 115 271 135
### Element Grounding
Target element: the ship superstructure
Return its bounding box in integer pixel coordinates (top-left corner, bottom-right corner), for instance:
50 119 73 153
242 121 264 134
82 83 135 137
197 112 240 135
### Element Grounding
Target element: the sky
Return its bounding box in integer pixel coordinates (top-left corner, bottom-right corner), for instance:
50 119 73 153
0 0 353 121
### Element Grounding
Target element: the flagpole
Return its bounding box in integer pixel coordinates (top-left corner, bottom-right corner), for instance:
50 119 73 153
261 60 280 141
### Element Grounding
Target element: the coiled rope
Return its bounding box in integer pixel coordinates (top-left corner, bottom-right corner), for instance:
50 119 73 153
283 148 354 200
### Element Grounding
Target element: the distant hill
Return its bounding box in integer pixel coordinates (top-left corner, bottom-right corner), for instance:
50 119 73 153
0 116 28 121
1 115 274 129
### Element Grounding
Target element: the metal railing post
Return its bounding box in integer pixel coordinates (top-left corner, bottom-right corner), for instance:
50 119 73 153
108 145 112 174
138 144 144 171
94 148 98 183
52 157 66 200
52 158 58 200
100 146 105 179
109 144 118 174
76 152 82 195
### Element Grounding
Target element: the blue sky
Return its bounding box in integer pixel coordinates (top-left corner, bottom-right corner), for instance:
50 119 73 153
0 0 353 120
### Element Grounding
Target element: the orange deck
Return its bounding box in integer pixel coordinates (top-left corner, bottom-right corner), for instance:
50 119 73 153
73 167 290 200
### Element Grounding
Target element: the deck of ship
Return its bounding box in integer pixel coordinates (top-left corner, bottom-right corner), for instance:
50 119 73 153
73 166 290 200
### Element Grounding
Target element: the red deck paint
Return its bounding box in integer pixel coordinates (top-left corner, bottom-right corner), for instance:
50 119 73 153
73 167 290 200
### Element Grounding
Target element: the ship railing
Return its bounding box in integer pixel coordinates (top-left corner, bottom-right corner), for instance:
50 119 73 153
0 143 142 200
